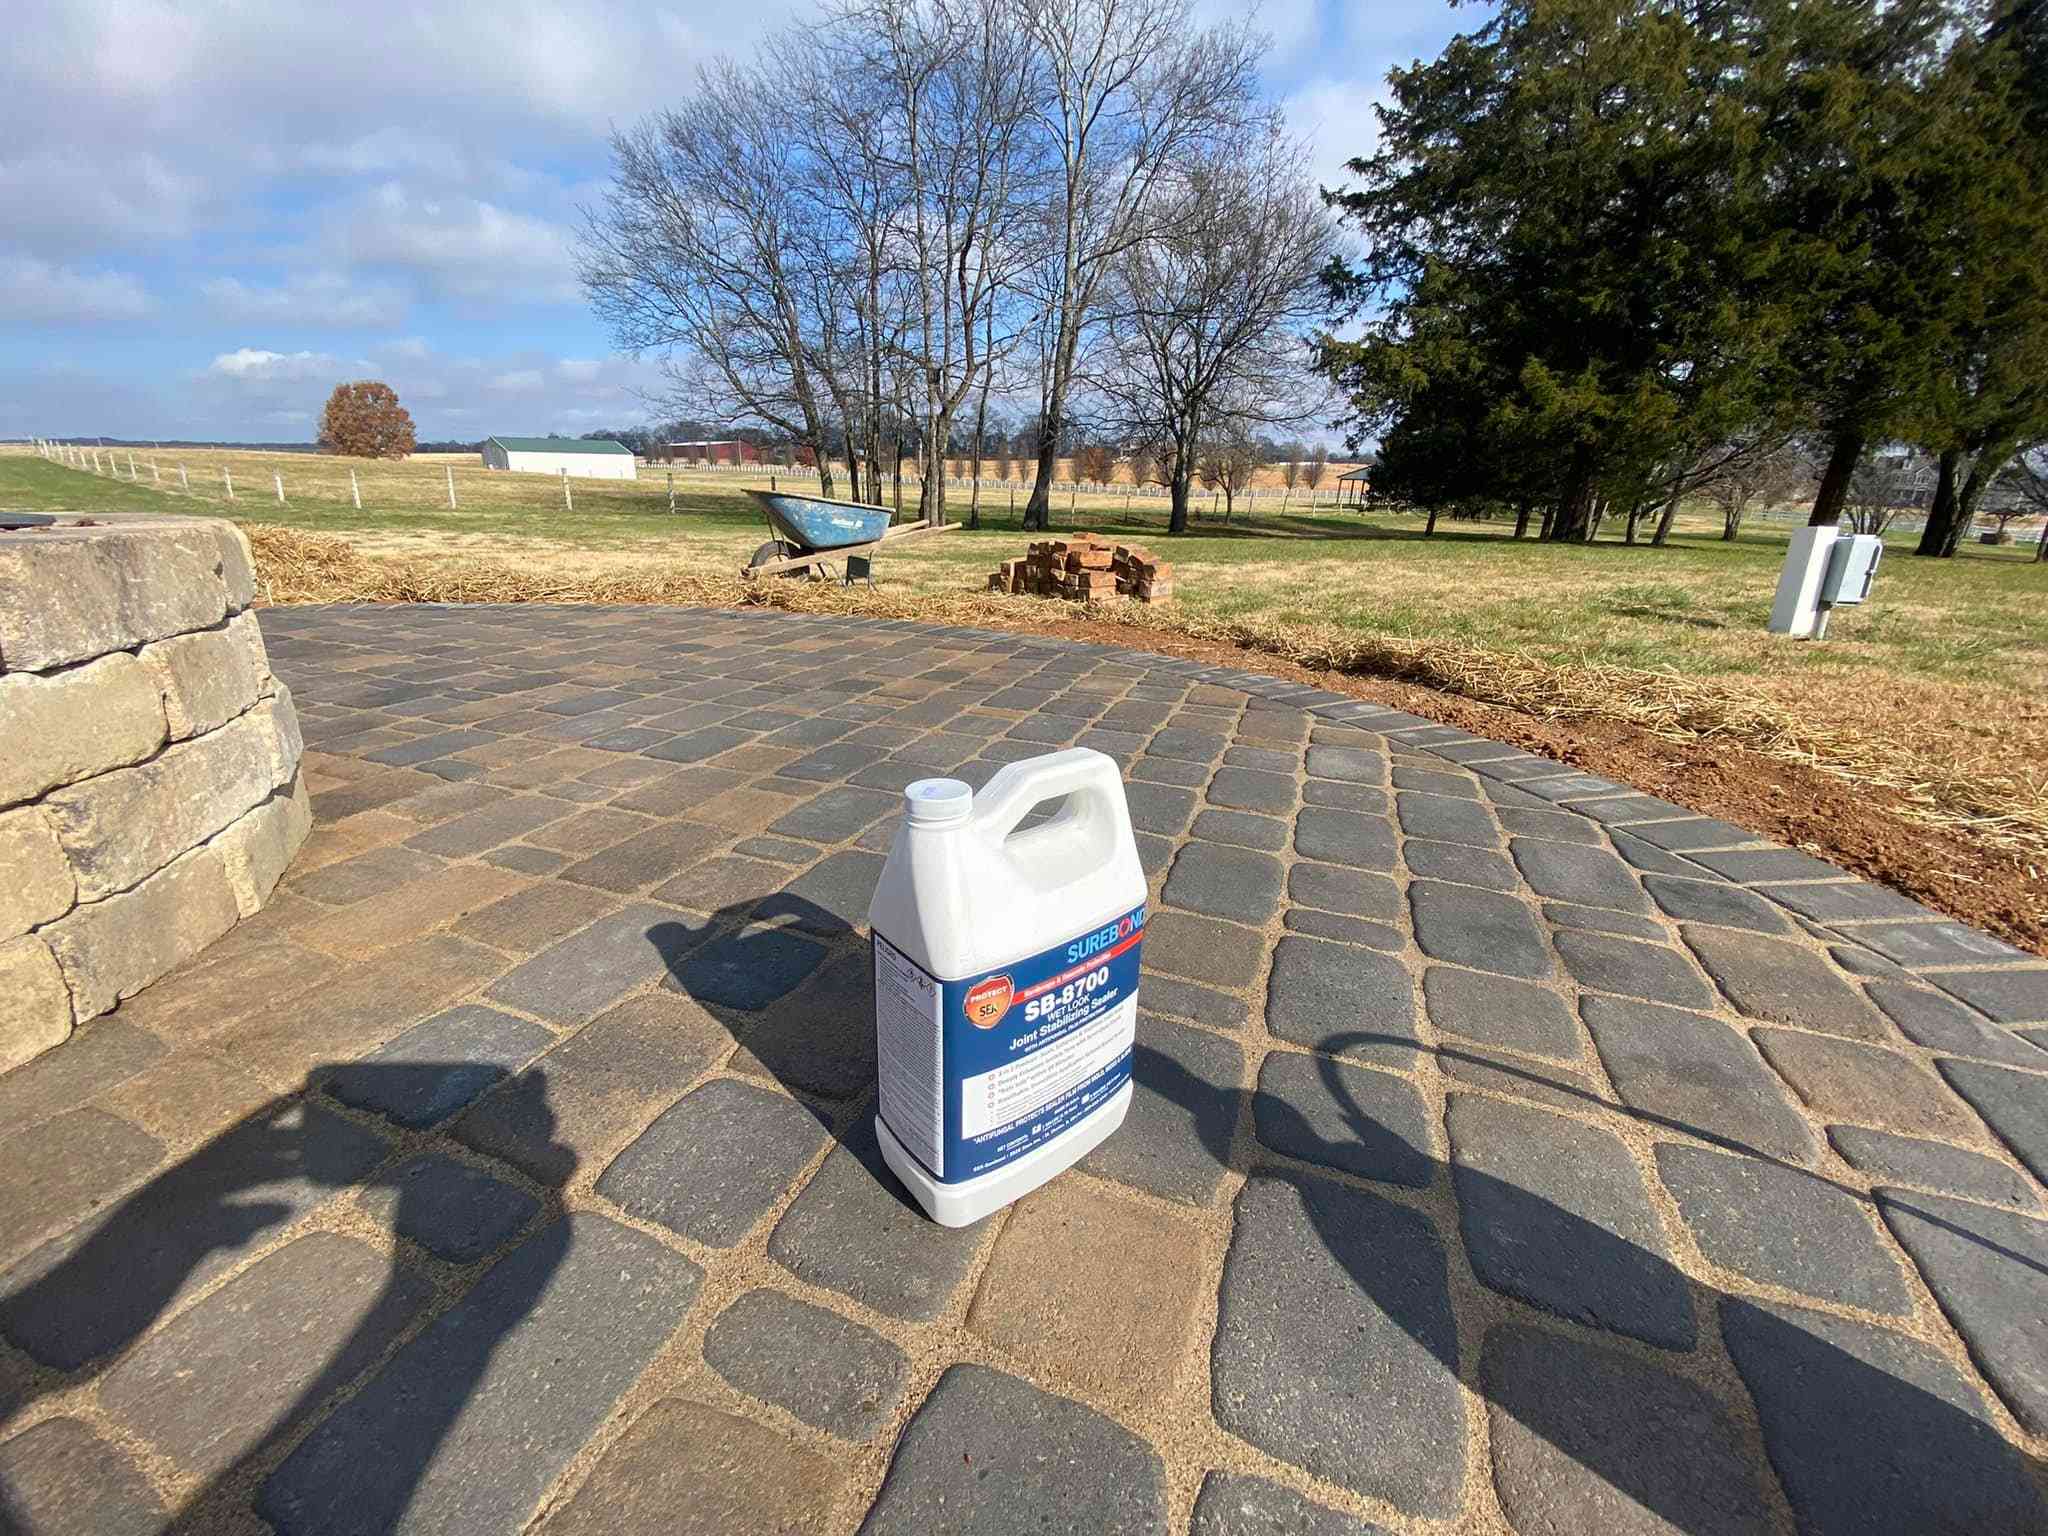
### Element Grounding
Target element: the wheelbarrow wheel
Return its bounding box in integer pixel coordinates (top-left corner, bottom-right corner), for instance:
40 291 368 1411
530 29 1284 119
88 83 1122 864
748 540 811 579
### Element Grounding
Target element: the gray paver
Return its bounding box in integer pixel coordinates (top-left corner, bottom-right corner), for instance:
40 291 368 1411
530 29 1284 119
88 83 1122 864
769 1116 986 1319
1301 778 1387 813
1640 873 1791 933
704 1288 908 1439
1163 842 1285 925
1555 930 1715 1009
1925 966 2048 1024
667 924 827 1011
1189 1473 1389 1536
101 1232 434 1479
1139 974 1252 1032
859 1364 1165 1535
261 1215 701 1536
1684 847 1845 884
768 785 899 842
1207 766 1297 814
1866 980 2048 1067
1753 1026 1978 1140
359 1153 540 1262
485 903 688 1023
1755 880 1935 922
1655 1144 1910 1313
1082 1011 1242 1205
728 951 877 1100
1192 807 1291 851
1423 966 1581 1060
1828 1126 2037 1209
1287 861 1400 920
0 1418 165 1536
1447 1094 1694 1349
1410 881 1551 980
0 1020 164 1136
323 1005 555 1128
1264 936 1420 1067
1402 838 1518 890
1212 1174 1464 1515
1294 807 1397 869
1510 840 1648 912
1304 744 1385 784
1283 909 1402 948
558 819 730 893
1481 1323 1773 1536
1144 910 1268 989
1846 921 2027 968
1440 1043 1603 1115
1252 1048 1433 1186
757 848 887 935
1876 1189 2048 1433
1541 901 1665 940
1397 791 1498 847
597 1078 827 1248
404 796 569 857
1497 807 1603 846
0 1108 164 1266
1580 994 1817 1162
1721 1297 2045 1536
1936 1059 2048 1183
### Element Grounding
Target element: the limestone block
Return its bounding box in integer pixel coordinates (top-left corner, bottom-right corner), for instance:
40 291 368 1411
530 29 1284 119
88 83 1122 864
41 712 279 900
0 936 73 1072
0 805 73 940
214 524 258 611
0 522 232 672
43 846 240 1021
215 774 313 916
0 653 168 807
252 685 305 786
142 612 268 739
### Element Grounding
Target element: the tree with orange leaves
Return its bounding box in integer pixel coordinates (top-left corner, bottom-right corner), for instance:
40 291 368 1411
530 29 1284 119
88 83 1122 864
318 381 416 458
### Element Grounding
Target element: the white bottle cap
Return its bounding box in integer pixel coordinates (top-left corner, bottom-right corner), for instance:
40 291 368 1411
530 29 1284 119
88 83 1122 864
904 777 972 826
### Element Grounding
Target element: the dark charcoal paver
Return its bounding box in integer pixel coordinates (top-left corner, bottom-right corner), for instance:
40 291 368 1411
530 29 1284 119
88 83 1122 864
1207 767 1296 814
769 1116 985 1320
1877 1189 2048 1433
405 797 569 858
1481 1323 1773 1536
1447 1094 1694 1349
767 786 899 843
1212 1174 1463 1515
1655 1144 1910 1313
1622 816 1752 851
1753 1027 1978 1140
1755 880 1935 922
1144 910 1267 989
1147 726 1229 763
1189 1474 1389 1536
1508 840 1648 914
1542 902 1665 941
705 1288 908 1440
0 1020 163 1134
261 1215 701 1536
1722 1296 2045 1536
597 1078 827 1248
1423 967 1581 1061
1555 930 1714 1010
1162 842 1284 925
0 1108 164 1266
359 1153 540 1262
323 1005 555 1128
1264 936 1420 1067
1252 1048 1433 1187
0 1418 165 1536
1441 1044 1603 1115
1608 829 1705 877
1294 807 1397 869
1829 1126 2037 1209
485 904 689 1023
1284 910 1402 949
728 951 876 1100
1640 874 1791 934
1409 881 1550 980
1685 847 1845 884
558 820 730 894
1082 1012 1242 1205
1397 792 1498 847
860 1364 1165 1535
1924 967 2048 1025
1 1102 388 1372
1392 765 1478 798
1846 921 2027 968
100 1232 434 1480
667 924 827 1011
756 849 887 935
1402 839 1517 891
1191 808 1290 852
1301 778 1387 814
1287 862 1400 920
1581 995 1816 1162
1497 807 1603 846
1936 1059 2048 1183
1866 981 2047 1067
1305 744 1385 784
1140 974 1251 1032
451 994 730 1185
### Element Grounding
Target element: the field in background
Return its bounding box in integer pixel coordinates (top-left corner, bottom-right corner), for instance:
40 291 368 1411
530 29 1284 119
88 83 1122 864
7 443 2044 923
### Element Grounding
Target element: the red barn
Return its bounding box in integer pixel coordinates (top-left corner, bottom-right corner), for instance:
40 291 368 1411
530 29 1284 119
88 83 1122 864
662 439 761 465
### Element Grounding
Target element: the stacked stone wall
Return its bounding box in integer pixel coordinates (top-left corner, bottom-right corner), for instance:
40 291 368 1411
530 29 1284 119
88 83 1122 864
0 516 308 1072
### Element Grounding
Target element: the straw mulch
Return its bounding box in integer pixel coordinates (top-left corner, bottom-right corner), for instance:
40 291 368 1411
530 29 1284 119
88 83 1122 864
245 524 2048 864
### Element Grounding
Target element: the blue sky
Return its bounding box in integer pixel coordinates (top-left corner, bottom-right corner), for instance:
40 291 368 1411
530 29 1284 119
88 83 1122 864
0 0 1468 443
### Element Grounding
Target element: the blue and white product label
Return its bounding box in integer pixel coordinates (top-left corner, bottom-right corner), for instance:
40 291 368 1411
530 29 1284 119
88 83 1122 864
874 904 1144 1186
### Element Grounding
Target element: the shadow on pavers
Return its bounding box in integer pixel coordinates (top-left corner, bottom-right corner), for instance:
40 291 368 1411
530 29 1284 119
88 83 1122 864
0 1067 574 1536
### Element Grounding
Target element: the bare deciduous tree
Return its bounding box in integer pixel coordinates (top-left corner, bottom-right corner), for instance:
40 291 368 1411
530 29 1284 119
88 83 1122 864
1302 444 1329 490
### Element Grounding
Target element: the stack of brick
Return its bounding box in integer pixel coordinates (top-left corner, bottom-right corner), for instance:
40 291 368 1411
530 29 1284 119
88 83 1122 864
987 533 1174 604
0 516 310 1074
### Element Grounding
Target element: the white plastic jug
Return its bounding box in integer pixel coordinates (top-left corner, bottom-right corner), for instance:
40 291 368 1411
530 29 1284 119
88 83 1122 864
868 747 1148 1227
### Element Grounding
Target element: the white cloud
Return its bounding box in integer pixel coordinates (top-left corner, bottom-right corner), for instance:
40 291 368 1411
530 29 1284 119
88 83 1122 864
1284 78 1392 197
319 183 580 303
203 271 408 329
208 347 341 381
490 368 546 393
556 358 604 382
0 254 152 324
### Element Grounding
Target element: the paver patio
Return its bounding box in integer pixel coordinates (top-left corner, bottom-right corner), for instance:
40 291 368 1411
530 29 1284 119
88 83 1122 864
3 603 2046 1535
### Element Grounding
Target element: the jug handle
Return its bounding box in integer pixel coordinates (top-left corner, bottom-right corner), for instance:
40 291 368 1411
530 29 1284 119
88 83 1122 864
971 747 1124 848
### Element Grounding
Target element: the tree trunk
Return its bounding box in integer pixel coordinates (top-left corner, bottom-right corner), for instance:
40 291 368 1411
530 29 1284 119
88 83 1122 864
1550 455 1597 542
1809 428 1865 527
1915 448 1960 555
1539 503 1557 540
1513 499 1532 540
1424 506 1441 536
1947 444 2014 557
1651 489 1682 546
1168 452 1194 535
1721 492 1749 541
1624 501 1647 545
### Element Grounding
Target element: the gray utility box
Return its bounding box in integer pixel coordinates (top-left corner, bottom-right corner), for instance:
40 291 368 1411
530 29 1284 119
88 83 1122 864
1820 533 1883 606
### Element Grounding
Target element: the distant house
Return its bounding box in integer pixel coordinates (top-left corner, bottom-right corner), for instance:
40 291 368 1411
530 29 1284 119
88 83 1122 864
1336 465 1373 507
651 439 762 466
481 436 637 480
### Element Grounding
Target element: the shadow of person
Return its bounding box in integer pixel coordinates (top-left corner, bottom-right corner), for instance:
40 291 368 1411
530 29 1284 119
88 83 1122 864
0 1065 574 1536
1213 1031 2048 1536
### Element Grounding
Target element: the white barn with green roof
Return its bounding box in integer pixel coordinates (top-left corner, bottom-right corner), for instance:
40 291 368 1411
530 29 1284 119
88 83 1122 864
481 436 637 480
